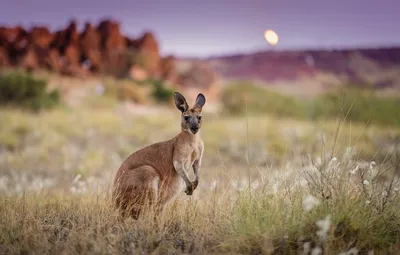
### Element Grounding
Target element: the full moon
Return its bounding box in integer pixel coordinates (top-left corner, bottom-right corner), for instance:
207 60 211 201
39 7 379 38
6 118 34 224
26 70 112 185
264 29 279 45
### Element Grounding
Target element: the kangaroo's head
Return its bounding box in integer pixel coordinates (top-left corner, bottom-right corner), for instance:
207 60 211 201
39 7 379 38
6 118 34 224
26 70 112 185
174 92 206 135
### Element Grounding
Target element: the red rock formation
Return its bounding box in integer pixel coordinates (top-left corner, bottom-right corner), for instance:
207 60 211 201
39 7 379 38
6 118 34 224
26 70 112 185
29 27 54 48
160 55 177 82
19 46 38 70
97 20 127 74
0 26 26 47
0 19 210 87
80 22 102 71
98 20 126 51
53 21 80 51
0 26 29 64
0 46 9 66
135 32 160 74
64 45 80 67
43 48 61 71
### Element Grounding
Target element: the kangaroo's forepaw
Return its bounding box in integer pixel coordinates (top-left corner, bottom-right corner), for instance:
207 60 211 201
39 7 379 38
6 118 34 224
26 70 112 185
185 183 194 195
185 180 199 195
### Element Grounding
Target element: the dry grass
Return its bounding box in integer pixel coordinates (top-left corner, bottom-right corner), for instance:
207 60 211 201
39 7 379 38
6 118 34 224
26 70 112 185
0 92 399 254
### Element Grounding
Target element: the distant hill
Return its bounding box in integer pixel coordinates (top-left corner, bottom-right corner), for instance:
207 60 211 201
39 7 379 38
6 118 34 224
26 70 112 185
197 47 400 96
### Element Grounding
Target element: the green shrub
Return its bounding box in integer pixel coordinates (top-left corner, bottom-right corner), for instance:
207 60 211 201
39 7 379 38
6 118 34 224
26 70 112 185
221 81 306 117
0 71 60 110
148 79 174 103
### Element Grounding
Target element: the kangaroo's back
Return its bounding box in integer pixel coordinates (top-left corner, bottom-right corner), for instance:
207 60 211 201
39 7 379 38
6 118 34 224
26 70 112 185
115 138 176 181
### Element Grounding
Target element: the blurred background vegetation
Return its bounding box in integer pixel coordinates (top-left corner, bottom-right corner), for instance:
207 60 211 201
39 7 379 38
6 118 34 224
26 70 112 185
221 81 400 126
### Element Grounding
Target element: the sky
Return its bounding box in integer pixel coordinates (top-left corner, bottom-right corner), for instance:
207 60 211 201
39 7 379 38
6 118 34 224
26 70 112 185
1 0 399 57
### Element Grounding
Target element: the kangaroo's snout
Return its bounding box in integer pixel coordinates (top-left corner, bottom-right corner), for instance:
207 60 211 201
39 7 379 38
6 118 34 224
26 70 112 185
190 125 199 134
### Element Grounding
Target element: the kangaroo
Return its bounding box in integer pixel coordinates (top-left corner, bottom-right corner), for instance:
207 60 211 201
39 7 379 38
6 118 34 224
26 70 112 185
112 92 206 219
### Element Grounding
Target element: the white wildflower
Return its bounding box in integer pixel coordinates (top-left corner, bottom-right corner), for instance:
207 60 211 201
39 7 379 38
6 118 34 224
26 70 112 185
311 246 322 255
272 183 279 194
72 174 82 184
302 194 321 212
349 165 359 175
0 176 9 191
328 157 337 167
365 200 371 205
348 247 359 255
303 242 311 254
316 215 331 240
363 180 370 186
251 180 260 190
339 247 359 255
231 180 245 191
70 186 77 193
209 180 217 191
369 161 376 170
338 247 358 255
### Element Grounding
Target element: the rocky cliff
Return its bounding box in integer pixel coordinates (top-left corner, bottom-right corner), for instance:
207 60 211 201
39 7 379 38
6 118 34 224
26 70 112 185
0 20 175 80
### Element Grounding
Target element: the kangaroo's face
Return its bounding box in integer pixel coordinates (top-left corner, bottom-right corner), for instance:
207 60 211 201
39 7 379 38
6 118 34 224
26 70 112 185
174 92 206 135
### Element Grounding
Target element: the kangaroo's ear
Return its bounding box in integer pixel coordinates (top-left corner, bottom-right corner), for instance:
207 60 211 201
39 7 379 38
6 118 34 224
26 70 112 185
174 92 189 113
194 93 206 108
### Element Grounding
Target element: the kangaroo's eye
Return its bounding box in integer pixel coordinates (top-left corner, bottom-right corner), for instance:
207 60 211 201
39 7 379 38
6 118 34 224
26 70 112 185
197 116 202 120
184 116 190 121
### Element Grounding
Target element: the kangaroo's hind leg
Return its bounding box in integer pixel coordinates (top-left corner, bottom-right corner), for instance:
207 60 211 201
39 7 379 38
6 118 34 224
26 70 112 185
114 165 160 220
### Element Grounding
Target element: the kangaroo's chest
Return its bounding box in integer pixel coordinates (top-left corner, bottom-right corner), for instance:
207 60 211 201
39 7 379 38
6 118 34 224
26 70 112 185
190 146 200 163
179 145 200 170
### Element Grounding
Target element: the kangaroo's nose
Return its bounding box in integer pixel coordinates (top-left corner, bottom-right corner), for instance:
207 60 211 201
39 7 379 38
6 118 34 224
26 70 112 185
190 125 199 133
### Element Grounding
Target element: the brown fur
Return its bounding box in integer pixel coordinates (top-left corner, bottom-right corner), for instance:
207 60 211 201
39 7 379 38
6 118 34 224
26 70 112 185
112 92 206 219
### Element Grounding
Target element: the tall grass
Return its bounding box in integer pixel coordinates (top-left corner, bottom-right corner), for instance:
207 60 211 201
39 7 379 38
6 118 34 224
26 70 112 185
0 152 399 254
0 111 399 254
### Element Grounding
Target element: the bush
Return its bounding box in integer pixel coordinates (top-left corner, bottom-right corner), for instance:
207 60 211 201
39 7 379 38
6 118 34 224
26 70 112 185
221 81 306 117
0 71 60 110
148 79 174 103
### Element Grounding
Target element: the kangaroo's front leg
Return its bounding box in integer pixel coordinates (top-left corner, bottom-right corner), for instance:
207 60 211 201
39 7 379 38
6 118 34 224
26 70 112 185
192 158 201 191
173 160 194 195
192 142 204 192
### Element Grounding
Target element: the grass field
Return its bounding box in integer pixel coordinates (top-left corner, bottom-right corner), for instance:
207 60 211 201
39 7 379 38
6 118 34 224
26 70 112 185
0 91 399 254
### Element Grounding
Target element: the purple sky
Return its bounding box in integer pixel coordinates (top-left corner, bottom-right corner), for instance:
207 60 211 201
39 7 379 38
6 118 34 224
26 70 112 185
1 0 399 57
